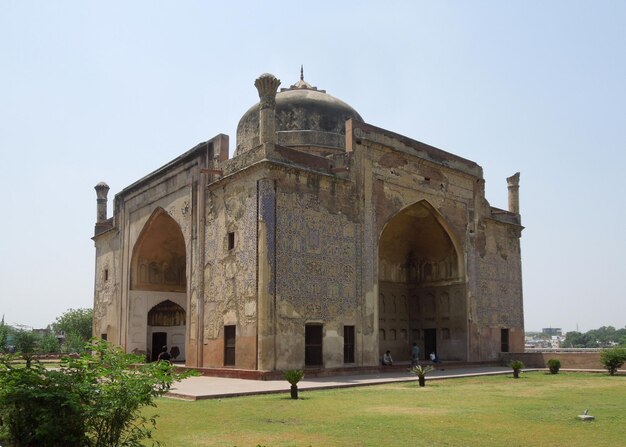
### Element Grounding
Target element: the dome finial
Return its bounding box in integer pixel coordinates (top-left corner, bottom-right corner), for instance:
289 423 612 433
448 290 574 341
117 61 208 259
285 66 318 91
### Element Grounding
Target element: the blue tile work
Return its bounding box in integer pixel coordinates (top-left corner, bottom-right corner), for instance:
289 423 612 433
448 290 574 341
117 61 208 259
239 192 258 297
258 179 276 294
276 191 358 321
203 188 258 340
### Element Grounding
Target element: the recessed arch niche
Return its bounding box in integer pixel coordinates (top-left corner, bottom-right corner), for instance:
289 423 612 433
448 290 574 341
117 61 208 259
131 208 186 292
128 208 188 363
378 200 467 362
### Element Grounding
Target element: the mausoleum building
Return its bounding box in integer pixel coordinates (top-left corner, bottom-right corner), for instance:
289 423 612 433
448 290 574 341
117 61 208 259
92 71 524 371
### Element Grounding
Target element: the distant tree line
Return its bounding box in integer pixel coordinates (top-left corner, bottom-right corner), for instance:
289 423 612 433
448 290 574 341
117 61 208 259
562 326 626 348
0 308 93 356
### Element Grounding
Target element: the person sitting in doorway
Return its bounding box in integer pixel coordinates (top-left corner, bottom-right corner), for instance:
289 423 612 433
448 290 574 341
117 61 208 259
169 345 180 361
382 350 393 366
429 352 441 363
157 345 171 363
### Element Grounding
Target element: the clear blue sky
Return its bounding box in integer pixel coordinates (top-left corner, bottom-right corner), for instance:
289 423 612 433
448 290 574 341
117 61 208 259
1 1 624 333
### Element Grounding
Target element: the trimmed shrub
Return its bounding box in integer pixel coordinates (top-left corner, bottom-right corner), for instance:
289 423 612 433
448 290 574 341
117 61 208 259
547 358 561 374
283 369 304 386
283 370 304 399
509 360 524 379
410 364 434 387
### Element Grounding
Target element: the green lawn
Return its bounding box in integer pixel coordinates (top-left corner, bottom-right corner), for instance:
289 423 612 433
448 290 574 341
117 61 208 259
146 372 625 447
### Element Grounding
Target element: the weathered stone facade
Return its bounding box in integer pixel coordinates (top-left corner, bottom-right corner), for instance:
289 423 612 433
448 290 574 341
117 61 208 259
93 72 524 371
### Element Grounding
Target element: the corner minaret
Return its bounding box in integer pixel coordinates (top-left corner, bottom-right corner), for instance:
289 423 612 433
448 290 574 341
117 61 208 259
254 73 281 146
94 182 111 236
507 172 520 215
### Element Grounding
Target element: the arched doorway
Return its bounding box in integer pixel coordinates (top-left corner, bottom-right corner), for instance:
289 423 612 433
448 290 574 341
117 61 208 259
378 201 466 362
147 300 186 362
130 208 187 362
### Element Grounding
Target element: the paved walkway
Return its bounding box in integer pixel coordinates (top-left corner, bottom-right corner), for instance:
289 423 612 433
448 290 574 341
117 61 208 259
166 366 516 400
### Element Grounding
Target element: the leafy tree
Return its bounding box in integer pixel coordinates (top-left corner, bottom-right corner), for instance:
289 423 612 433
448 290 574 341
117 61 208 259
0 316 8 352
600 347 626 375
0 339 195 447
64 331 88 353
587 326 617 347
562 331 592 348
52 308 93 353
563 326 626 348
12 330 40 367
39 333 61 353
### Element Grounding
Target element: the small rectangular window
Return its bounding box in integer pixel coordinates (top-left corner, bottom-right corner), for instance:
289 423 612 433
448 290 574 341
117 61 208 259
104 269 109 281
101 333 107 341
344 325 355 363
224 325 236 366
501 328 510 353
227 232 235 250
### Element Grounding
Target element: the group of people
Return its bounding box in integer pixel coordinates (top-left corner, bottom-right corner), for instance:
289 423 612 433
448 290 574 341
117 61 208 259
381 343 441 366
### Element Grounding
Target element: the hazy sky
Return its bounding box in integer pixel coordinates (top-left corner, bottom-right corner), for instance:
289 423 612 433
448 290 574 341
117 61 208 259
1 1 624 333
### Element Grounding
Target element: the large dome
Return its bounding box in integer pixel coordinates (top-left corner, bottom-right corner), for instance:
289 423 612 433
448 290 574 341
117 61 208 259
235 73 363 157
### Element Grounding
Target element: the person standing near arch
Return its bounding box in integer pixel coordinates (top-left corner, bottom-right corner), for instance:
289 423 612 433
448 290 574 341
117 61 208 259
411 343 420 367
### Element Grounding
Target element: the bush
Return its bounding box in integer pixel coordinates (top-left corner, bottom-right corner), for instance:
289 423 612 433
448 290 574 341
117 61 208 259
283 369 304 386
509 360 524 370
0 338 195 447
283 370 304 400
410 365 434 387
0 355 87 446
409 364 434 378
600 347 626 376
546 358 561 374
509 360 524 379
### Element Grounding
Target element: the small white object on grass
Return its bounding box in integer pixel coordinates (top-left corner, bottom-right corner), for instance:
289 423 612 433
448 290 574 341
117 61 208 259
577 409 594 421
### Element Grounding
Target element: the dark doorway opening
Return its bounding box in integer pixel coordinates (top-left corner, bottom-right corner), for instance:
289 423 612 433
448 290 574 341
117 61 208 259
224 325 236 366
151 332 167 362
343 325 355 364
424 328 437 361
501 328 509 352
305 324 323 366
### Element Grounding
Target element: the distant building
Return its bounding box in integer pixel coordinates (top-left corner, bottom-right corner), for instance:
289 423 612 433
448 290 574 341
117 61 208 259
542 328 562 337
92 71 525 371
